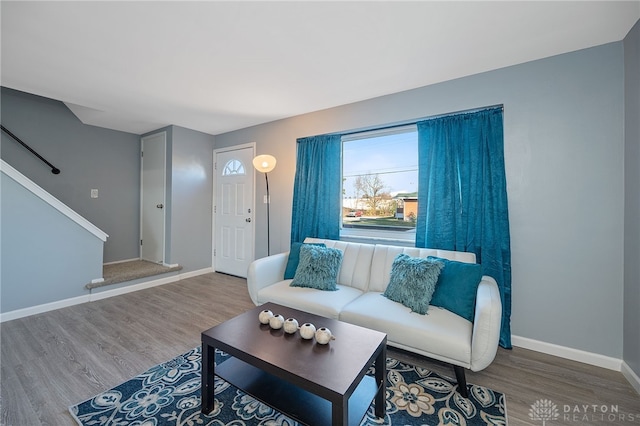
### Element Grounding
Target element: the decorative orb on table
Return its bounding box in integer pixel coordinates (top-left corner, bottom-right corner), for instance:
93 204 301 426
269 314 285 329
315 327 335 345
258 309 273 324
284 318 299 334
299 323 316 340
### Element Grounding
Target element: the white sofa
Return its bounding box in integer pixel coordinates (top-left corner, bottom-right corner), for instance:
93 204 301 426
247 238 502 396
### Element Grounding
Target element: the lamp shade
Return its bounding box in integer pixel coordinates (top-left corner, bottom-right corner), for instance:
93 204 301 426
252 154 277 173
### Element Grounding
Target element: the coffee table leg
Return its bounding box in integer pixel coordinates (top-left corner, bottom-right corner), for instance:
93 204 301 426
375 344 386 418
201 342 216 414
332 397 348 425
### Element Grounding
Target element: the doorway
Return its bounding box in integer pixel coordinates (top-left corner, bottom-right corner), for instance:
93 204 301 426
213 145 255 277
140 132 166 264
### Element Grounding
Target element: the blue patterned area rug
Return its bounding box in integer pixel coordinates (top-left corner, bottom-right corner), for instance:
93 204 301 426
69 346 507 425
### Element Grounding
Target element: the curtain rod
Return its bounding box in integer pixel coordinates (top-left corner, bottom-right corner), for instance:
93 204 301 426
338 104 504 138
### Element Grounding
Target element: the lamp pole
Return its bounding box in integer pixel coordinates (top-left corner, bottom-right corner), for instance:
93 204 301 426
265 172 270 255
252 154 277 257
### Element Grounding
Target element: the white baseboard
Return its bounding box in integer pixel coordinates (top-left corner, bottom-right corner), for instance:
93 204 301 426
621 361 640 394
181 267 214 279
88 275 181 301
0 268 214 322
88 267 213 301
0 294 91 323
103 257 140 265
512 335 622 371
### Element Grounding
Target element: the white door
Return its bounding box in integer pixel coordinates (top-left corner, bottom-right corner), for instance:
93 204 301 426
214 146 254 277
141 132 166 264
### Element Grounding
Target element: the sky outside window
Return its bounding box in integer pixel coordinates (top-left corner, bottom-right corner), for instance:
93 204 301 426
343 130 418 199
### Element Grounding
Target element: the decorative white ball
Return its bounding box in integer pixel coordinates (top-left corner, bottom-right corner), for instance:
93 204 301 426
315 327 335 345
269 314 285 329
299 323 316 339
258 309 273 324
283 318 299 334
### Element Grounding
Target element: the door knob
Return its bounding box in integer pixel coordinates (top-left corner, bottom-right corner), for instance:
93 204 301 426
157 204 164 209
245 218 251 222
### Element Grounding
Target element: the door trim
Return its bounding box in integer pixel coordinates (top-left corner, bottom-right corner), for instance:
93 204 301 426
212 142 256 272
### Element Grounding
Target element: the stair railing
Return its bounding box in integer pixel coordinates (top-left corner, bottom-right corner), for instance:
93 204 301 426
1 124 60 174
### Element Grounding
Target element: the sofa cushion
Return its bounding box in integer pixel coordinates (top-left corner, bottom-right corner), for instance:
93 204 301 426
340 292 473 366
383 254 444 314
369 245 477 293
290 245 342 291
429 256 483 322
258 281 363 319
284 242 326 279
304 238 375 291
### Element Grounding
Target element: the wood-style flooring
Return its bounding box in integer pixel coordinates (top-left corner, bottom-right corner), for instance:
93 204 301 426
1 272 638 425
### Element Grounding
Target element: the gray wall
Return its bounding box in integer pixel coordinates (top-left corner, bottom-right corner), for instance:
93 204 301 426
215 42 626 359
169 125 214 271
624 21 640 377
1 174 103 312
138 125 214 272
0 88 140 262
1 90 215 309
91 125 214 297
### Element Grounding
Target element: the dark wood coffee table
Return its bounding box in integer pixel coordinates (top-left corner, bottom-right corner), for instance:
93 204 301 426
201 302 387 426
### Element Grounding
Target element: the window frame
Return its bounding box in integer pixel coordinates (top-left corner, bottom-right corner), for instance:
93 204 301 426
340 124 418 245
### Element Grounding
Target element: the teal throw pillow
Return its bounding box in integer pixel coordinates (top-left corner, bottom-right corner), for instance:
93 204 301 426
428 256 482 322
284 242 326 279
383 254 444 315
290 244 343 291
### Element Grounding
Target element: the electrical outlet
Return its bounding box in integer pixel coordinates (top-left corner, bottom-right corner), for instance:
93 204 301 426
91 189 98 198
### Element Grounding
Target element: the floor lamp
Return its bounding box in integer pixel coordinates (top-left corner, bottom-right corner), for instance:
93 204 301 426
252 154 277 255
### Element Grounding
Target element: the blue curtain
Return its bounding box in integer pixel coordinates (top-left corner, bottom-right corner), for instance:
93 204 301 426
416 107 512 348
290 134 342 244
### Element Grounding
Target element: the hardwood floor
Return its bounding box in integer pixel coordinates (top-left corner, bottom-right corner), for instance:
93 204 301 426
1 272 638 425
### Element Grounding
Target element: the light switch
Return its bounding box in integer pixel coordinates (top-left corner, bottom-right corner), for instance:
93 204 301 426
91 189 99 198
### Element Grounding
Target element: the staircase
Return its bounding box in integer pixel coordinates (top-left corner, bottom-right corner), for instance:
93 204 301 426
1 160 108 320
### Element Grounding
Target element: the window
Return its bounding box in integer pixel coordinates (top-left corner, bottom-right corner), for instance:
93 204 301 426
341 125 418 243
222 159 245 176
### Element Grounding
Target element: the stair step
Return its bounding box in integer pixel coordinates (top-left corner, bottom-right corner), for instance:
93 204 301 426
86 260 182 289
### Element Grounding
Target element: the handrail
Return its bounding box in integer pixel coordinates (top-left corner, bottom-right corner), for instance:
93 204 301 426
1 124 60 174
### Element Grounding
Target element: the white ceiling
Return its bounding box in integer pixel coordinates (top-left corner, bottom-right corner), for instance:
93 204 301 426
2 1 639 136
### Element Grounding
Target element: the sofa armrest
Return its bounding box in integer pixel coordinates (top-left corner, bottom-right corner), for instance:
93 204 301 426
470 275 502 371
247 252 289 305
